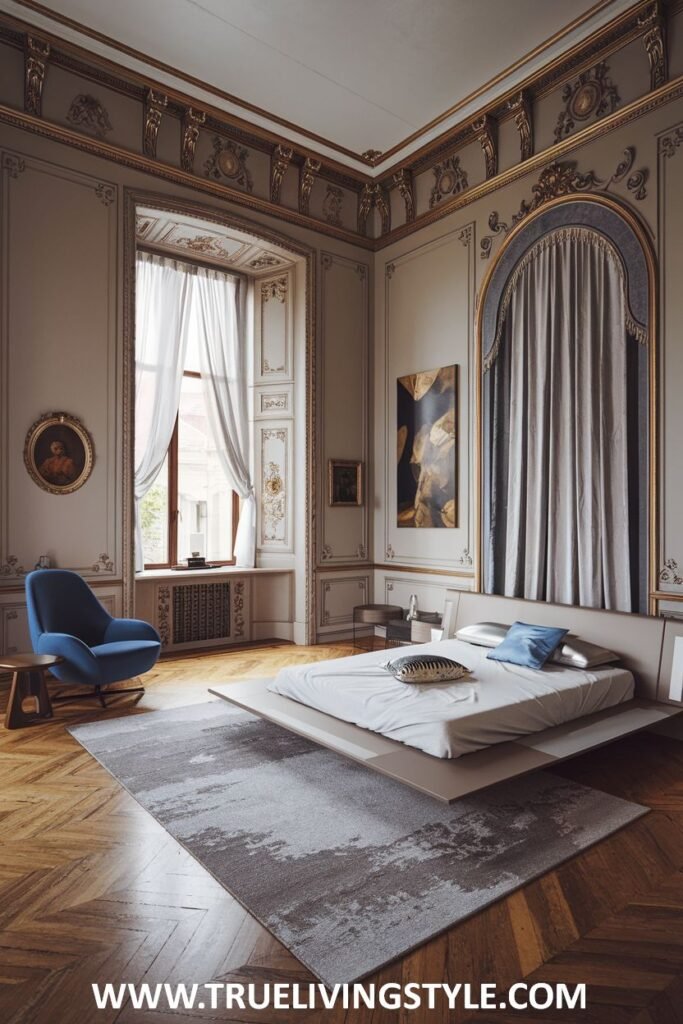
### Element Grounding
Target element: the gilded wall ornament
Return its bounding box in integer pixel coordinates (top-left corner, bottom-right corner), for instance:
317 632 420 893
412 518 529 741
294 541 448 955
262 460 286 543
358 182 390 235
429 155 468 208
0 555 26 577
25 36 49 118
508 91 533 162
204 135 253 190
181 108 205 173
479 148 648 258
361 149 382 163
322 184 344 227
270 144 292 204
660 558 683 586
248 253 283 270
299 157 321 215
639 1 667 91
472 115 497 179
66 94 112 138
92 553 114 572
458 226 472 247
393 168 415 223
554 62 619 143
143 89 167 158
261 277 287 303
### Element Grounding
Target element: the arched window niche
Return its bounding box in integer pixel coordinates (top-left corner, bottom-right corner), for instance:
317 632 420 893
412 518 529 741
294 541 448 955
476 194 657 614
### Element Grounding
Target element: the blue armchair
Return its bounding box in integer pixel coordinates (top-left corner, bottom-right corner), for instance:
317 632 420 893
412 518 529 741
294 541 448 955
25 569 161 707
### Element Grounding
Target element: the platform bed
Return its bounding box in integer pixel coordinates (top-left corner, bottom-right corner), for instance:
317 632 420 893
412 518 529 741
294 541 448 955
210 592 683 803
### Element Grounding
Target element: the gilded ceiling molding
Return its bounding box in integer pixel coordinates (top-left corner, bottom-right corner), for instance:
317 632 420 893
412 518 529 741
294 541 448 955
143 89 167 159
361 149 382 164
66 93 112 138
322 184 344 227
270 143 293 204
393 168 415 223
358 182 390 236
204 136 253 190
554 62 619 143
299 157 321 215
24 35 49 118
508 90 533 162
639 1 667 91
472 114 497 179
479 147 648 258
181 107 205 173
429 155 468 208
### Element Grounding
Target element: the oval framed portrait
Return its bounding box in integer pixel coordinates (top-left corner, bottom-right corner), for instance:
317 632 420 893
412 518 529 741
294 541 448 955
24 412 94 495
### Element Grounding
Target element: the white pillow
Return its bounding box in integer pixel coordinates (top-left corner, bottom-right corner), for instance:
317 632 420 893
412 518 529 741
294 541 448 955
455 621 619 669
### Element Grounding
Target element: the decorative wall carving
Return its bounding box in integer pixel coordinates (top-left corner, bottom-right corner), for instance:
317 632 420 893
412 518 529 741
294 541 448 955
94 183 115 206
0 555 25 577
143 89 167 159
181 108 206 173
472 115 497 179
233 580 245 639
554 62 619 143
457 547 473 567
2 154 26 178
393 168 415 223
24 36 49 118
261 277 287 303
429 155 468 208
260 428 288 546
361 149 382 163
480 148 649 258
299 157 321 215
248 253 284 270
458 226 472 247
204 135 253 189
260 392 288 413
508 91 533 161
66 94 112 138
322 184 344 227
91 552 114 572
157 585 171 646
358 182 390 235
639 1 667 92
270 144 292 204
660 558 683 586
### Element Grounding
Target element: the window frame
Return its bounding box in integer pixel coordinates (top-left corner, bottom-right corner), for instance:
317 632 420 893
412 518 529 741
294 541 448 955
143 368 240 570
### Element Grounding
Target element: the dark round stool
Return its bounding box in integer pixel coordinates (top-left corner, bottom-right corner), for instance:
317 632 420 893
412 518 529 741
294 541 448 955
1 654 63 729
352 604 403 652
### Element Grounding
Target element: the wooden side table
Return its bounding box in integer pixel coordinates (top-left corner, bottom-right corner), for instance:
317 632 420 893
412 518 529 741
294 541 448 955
1 654 63 729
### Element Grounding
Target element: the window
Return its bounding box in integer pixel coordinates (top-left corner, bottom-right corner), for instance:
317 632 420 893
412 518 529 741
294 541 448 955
139 289 239 568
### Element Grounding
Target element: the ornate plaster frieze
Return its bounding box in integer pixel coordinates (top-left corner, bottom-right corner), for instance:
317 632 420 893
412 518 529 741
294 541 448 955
66 93 112 138
299 157 321 215
270 143 293 204
204 135 253 190
181 107 206 173
25 35 49 118
508 90 533 162
472 115 497 179
554 62 619 143
358 182 390 235
393 168 415 223
639 1 667 91
143 89 167 159
429 155 468 208
322 183 344 226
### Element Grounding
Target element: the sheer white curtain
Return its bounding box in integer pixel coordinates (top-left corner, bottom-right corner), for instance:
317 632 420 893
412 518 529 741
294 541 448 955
193 267 255 567
486 227 643 612
134 253 193 571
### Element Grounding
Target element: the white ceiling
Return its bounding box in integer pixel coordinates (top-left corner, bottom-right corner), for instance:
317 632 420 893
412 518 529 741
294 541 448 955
6 0 637 171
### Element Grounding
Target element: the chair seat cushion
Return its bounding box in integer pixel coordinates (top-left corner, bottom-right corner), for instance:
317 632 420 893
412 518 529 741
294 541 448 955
90 640 161 686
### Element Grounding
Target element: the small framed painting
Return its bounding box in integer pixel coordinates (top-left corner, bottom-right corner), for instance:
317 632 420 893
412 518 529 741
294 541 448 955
24 411 94 495
328 459 362 507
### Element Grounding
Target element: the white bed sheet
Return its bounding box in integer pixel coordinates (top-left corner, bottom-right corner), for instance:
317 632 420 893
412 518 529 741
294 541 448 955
267 639 635 758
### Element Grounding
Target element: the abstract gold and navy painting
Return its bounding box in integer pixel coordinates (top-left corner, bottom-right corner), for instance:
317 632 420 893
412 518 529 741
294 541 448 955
397 365 457 528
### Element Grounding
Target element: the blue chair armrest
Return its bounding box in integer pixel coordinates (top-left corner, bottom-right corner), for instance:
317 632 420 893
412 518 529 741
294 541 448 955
36 632 100 685
104 618 161 644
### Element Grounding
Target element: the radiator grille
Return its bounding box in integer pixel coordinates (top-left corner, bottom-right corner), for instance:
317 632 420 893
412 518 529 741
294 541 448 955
172 582 231 644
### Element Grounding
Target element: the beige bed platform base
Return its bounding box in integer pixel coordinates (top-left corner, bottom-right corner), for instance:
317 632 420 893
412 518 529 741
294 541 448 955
210 591 683 803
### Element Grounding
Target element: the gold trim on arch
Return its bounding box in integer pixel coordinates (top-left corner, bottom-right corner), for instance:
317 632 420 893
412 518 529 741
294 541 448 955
473 191 658 616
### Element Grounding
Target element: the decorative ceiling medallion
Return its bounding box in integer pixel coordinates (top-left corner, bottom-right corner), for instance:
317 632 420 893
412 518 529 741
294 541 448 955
393 168 415 223
299 157 321 216
322 184 344 227
204 136 253 191
480 148 648 259
429 155 468 209
25 35 49 118
143 89 167 159
66 94 112 139
639 1 667 91
181 107 205 173
554 62 619 143
248 253 283 270
270 144 292 204
358 182 390 236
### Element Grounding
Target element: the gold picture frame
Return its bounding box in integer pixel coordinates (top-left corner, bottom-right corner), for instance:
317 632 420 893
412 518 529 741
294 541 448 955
24 411 94 495
328 459 362 507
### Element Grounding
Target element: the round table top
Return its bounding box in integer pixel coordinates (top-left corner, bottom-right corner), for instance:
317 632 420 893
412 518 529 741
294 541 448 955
0 653 64 671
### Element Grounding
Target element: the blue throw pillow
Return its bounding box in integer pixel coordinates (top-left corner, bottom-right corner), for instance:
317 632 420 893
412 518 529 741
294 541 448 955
486 621 569 670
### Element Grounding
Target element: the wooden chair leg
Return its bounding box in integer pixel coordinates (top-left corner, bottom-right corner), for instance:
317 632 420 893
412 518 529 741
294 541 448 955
5 670 54 729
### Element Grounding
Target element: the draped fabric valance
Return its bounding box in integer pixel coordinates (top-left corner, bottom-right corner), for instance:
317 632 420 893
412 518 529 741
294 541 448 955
484 226 647 373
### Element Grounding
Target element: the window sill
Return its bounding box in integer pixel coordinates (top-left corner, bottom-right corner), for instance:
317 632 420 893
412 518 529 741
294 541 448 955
136 566 292 582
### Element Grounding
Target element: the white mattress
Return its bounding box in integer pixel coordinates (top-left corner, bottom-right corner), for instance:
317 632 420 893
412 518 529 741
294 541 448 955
267 639 635 759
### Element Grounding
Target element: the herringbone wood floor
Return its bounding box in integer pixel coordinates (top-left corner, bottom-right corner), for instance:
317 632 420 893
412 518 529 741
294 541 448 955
1 641 683 1023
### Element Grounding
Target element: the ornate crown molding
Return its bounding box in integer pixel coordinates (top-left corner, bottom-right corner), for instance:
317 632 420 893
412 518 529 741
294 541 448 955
472 114 497 179
509 90 533 162
24 35 49 118
143 89 167 159
393 168 415 223
554 62 619 143
639 1 667 91
270 144 292 204
358 182 390 236
181 107 205 172
299 157 321 215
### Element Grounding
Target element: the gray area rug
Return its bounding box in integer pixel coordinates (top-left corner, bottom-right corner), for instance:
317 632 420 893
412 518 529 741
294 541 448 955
69 701 647 985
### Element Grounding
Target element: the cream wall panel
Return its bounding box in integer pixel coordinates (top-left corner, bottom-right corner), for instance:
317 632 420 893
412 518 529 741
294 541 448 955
377 224 475 573
379 572 472 621
319 252 370 566
0 149 119 583
0 40 22 111
257 421 292 552
318 572 370 632
255 270 293 381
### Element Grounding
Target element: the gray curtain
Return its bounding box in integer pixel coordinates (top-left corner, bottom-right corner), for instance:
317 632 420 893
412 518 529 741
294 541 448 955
485 227 646 612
